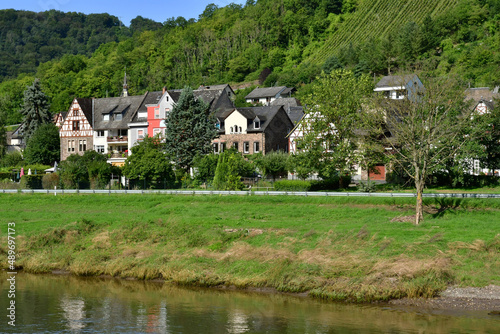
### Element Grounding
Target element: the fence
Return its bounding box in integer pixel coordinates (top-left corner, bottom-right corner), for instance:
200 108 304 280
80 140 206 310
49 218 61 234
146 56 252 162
1 188 499 198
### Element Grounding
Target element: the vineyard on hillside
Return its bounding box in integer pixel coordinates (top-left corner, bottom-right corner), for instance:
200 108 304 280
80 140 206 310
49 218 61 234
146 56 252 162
309 0 460 64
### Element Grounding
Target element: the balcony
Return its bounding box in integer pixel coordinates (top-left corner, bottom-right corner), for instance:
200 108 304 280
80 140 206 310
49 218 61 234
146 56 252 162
107 136 128 143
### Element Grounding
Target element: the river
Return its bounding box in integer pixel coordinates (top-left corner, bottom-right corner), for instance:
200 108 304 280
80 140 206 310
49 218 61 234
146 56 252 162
1 272 498 333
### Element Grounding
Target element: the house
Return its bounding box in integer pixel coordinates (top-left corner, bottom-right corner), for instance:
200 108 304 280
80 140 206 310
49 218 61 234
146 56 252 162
374 74 423 100
6 124 24 153
212 105 294 155
269 97 304 125
465 87 499 176
59 98 94 161
92 93 148 166
245 86 294 105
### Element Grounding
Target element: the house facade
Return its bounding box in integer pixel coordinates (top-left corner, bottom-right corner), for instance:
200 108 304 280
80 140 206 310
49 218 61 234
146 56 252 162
374 74 424 100
59 98 94 161
212 106 293 155
245 86 291 105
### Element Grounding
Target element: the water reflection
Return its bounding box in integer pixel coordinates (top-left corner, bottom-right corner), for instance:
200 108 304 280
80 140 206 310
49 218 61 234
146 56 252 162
0 272 498 333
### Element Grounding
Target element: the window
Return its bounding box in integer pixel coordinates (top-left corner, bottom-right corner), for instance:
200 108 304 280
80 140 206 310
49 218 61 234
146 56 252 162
239 126 242 133
73 109 78 116
79 140 87 152
221 143 226 152
253 98 259 103
234 125 238 133
115 113 123 121
213 143 219 153
97 130 105 137
230 127 234 134
243 142 249 154
137 129 144 139
119 129 127 136
104 114 110 121
254 142 260 153
72 121 80 131
68 140 75 152
96 145 105 153
166 96 169 102
254 118 260 129
215 120 220 129
233 142 239 150
154 108 160 119
153 128 161 137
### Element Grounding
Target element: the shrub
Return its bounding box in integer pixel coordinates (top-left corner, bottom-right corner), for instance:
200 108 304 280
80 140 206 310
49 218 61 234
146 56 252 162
20 175 44 189
42 173 60 189
274 180 311 191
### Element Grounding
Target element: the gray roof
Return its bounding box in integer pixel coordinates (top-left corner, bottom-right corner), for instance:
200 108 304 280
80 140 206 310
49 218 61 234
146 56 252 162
227 105 284 132
93 94 148 130
465 87 500 104
375 75 418 90
76 98 93 125
287 107 305 125
245 86 287 99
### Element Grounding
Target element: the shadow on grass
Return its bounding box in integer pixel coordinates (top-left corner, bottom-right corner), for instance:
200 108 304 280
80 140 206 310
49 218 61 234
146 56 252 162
428 198 463 219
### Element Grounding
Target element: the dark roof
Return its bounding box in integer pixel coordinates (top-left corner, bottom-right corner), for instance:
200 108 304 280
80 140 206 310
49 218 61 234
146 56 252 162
270 97 301 108
197 84 232 91
281 87 296 96
93 94 147 130
76 98 93 125
245 86 287 99
375 75 417 90
287 107 305 125
232 105 284 132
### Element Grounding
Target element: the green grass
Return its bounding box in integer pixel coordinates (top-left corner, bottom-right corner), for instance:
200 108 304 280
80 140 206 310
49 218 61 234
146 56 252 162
0 193 499 302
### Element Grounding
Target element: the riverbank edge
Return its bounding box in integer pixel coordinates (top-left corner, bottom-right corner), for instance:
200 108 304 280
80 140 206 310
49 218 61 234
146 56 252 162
7 268 500 312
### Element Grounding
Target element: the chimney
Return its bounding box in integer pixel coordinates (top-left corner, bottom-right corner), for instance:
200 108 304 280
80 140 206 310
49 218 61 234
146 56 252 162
162 86 166 94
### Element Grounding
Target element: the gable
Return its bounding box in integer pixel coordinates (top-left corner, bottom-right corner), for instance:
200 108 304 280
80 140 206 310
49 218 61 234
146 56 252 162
60 99 93 138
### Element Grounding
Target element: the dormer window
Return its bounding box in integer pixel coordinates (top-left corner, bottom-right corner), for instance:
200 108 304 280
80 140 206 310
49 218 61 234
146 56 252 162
104 114 110 121
115 113 122 121
215 120 221 129
253 117 260 129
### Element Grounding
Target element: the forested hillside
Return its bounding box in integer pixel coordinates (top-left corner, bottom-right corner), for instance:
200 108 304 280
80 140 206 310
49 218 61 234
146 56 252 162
0 9 130 80
1 0 499 125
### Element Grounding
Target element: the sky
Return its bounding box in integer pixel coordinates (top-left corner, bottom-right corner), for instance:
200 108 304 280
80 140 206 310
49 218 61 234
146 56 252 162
2 0 246 26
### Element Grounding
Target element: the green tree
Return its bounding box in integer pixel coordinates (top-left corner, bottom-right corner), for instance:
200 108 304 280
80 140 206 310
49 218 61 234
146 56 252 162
59 150 112 189
212 150 247 190
24 123 60 165
20 78 51 142
164 87 217 172
253 151 289 181
0 96 7 159
369 75 483 224
122 136 175 189
300 69 373 181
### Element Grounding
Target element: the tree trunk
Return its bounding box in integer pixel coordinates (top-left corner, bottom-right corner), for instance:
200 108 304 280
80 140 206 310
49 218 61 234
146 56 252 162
415 179 424 225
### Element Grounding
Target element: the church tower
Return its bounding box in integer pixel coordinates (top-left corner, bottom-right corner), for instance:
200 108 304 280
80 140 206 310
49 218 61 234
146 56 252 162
122 71 129 97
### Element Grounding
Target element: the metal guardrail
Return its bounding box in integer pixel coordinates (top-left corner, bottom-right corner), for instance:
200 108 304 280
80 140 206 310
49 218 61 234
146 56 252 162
1 188 499 198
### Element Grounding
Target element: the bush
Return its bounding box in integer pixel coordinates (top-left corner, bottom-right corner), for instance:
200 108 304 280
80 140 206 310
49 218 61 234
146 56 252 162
274 180 311 191
42 173 59 189
20 175 44 189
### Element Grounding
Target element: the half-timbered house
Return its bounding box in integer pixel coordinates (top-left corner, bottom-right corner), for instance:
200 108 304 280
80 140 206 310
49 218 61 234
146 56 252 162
59 98 93 161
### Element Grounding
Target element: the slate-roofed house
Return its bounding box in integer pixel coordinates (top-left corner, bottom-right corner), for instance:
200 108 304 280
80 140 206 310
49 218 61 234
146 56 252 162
92 93 148 166
245 86 289 105
465 86 499 115
212 105 294 155
270 97 304 125
374 74 423 100
60 98 94 161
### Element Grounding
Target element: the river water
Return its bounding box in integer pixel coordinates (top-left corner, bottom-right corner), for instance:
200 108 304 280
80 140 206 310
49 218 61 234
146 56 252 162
1 272 498 333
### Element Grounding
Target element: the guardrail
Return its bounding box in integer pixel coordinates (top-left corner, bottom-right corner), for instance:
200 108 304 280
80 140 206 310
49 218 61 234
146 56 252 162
1 188 499 198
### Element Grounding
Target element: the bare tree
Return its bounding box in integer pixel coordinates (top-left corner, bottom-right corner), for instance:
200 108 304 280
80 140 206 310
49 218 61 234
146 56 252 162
369 75 482 225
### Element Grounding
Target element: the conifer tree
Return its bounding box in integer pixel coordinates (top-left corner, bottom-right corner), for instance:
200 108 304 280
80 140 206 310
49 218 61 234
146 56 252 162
20 78 51 142
164 87 217 172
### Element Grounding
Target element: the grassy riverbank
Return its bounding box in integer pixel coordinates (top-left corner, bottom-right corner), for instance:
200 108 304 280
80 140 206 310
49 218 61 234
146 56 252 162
1 193 499 302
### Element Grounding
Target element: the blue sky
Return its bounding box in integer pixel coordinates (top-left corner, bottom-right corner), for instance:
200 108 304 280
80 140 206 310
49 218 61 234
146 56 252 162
3 0 246 26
